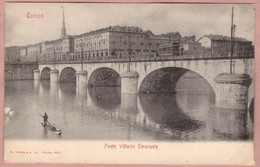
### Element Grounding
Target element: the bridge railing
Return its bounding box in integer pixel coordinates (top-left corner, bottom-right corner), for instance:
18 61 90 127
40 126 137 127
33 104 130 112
38 51 254 64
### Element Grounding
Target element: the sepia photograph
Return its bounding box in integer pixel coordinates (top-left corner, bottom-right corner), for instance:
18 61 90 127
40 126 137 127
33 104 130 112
3 2 255 164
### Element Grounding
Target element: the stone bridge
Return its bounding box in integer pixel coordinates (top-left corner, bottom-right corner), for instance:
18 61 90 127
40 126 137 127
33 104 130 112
34 58 254 110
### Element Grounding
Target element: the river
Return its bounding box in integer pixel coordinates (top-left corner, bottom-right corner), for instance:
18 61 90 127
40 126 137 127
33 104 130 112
4 77 253 141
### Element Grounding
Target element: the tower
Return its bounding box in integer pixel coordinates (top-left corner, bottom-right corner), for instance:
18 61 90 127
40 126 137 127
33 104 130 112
60 7 66 39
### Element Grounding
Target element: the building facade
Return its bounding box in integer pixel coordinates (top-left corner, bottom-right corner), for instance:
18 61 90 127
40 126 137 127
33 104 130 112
198 35 254 57
72 26 181 61
5 46 21 63
158 35 203 57
5 9 254 66
40 36 74 62
20 43 42 62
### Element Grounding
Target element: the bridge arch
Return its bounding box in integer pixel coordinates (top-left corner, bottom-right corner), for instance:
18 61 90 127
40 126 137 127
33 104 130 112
138 67 215 95
41 67 51 80
59 67 76 83
88 67 120 87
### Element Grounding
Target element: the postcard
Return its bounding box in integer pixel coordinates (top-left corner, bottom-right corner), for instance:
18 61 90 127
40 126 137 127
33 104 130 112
3 2 255 165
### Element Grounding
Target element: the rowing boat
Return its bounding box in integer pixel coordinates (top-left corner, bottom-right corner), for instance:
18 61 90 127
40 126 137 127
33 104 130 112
41 122 62 135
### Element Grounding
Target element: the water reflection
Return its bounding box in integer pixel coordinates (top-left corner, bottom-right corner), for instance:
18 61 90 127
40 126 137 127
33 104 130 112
75 87 88 113
4 80 253 141
88 86 121 111
50 83 59 94
139 94 205 140
120 94 138 114
43 127 48 139
60 83 76 95
33 80 40 91
117 94 139 140
211 108 250 140
40 80 50 90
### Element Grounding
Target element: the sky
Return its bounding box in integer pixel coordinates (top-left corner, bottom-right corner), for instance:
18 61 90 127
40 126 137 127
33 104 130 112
5 3 255 47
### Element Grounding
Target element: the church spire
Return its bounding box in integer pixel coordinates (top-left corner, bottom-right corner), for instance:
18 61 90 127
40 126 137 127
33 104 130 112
60 6 66 39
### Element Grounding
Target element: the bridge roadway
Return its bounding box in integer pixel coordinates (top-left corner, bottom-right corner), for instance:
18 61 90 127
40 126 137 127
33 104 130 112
35 56 254 110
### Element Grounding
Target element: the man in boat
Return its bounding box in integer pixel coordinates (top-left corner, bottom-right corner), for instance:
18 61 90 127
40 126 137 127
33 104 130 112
43 113 48 127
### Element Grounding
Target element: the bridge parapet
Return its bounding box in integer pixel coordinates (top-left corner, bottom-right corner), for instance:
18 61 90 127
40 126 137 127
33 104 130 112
38 52 254 64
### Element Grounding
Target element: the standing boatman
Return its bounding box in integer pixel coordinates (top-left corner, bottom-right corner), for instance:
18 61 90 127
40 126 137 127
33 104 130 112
43 113 48 127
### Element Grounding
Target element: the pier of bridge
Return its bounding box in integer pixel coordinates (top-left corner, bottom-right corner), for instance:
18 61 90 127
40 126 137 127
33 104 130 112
33 57 254 110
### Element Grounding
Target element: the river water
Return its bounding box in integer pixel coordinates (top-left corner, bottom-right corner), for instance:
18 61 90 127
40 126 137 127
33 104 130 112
4 78 253 141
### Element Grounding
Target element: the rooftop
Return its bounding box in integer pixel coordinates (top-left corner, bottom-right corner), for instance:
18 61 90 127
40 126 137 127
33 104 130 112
201 34 251 42
76 25 181 40
77 25 144 38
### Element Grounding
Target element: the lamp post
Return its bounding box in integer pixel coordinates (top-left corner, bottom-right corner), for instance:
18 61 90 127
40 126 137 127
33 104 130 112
230 6 236 74
128 32 132 72
214 6 252 110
